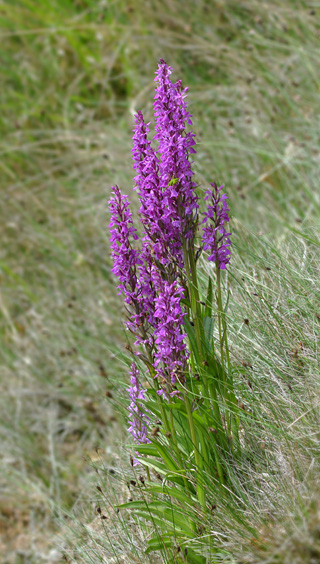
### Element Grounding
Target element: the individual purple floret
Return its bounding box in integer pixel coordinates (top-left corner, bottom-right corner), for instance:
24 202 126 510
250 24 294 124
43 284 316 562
127 363 150 466
153 276 189 397
201 183 231 270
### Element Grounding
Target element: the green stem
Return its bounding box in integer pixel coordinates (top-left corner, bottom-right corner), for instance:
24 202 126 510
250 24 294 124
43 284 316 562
184 394 207 515
183 239 228 485
183 241 202 357
216 266 240 445
182 240 212 452
188 246 206 348
216 265 225 367
145 349 185 458
144 348 196 496
168 396 191 493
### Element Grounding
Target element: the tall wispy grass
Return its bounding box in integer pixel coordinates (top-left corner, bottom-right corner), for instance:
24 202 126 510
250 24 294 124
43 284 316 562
1 1 319 562
63 225 320 564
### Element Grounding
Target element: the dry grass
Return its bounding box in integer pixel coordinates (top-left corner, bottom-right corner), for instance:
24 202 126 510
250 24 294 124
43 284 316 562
1 0 319 562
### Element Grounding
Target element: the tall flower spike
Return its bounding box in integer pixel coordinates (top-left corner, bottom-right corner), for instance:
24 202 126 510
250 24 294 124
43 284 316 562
108 186 142 304
201 183 231 270
154 59 199 245
153 275 189 398
127 363 150 466
132 108 183 270
132 111 168 265
109 186 156 346
130 242 158 349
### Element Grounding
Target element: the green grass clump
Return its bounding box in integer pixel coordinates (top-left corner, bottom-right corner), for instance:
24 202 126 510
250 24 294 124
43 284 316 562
1 0 319 562
62 228 320 564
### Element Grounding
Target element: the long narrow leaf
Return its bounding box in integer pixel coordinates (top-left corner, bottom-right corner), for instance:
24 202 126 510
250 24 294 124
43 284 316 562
184 317 201 364
203 315 215 352
148 483 198 505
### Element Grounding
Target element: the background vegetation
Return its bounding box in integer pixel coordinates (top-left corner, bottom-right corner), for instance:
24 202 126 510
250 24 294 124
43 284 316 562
1 1 319 562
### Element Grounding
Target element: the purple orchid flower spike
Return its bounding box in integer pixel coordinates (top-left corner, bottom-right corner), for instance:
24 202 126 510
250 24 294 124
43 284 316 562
154 59 199 244
108 186 154 345
201 182 232 270
153 276 189 398
108 185 142 303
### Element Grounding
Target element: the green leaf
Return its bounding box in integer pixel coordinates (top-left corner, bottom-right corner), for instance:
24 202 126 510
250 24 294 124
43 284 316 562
203 315 215 352
145 534 175 554
142 400 161 419
117 500 195 535
134 457 187 487
224 288 231 316
169 401 215 432
135 444 159 456
147 483 198 505
135 511 195 537
181 548 207 564
181 297 191 308
201 354 223 385
184 318 201 364
192 409 216 431
167 398 186 412
116 500 151 510
134 511 176 531
153 441 181 473
162 507 195 535
133 457 168 475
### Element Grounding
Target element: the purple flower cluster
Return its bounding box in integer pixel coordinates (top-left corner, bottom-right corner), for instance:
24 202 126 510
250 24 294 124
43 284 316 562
153 60 199 242
130 58 196 374
127 363 150 464
201 183 231 270
109 186 153 344
153 277 189 397
109 185 142 305
132 60 199 269
132 111 170 266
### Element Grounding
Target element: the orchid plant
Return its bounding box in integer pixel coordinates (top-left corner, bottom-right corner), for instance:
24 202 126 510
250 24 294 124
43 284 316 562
108 59 240 563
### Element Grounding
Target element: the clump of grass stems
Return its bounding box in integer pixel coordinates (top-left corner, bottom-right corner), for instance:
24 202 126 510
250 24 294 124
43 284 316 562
62 226 319 564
